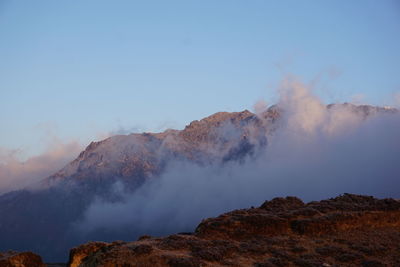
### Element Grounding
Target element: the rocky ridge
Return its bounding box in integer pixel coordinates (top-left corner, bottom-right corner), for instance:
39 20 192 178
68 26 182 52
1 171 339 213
46 103 395 188
46 109 269 186
68 194 400 267
0 103 398 262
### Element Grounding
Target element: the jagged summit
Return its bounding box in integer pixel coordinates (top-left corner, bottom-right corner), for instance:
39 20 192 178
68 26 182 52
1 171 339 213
186 110 254 126
46 103 397 187
47 109 270 186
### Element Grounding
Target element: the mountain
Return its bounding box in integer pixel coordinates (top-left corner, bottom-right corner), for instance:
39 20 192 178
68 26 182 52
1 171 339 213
0 103 397 262
68 194 400 267
45 109 268 187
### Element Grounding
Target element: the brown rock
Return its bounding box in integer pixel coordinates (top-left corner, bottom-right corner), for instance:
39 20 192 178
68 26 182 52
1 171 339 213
260 196 305 212
68 194 400 267
0 251 45 267
68 242 108 267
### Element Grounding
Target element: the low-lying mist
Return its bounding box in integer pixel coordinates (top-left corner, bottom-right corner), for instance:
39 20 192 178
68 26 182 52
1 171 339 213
76 77 400 237
0 140 82 194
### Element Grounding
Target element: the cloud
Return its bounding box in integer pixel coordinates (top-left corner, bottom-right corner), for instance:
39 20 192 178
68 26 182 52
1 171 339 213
253 99 268 115
0 139 82 194
350 93 366 105
76 77 400 238
393 92 400 108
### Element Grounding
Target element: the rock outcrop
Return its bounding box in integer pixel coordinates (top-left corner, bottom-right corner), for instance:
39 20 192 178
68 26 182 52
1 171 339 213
68 194 400 267
0 251 45 267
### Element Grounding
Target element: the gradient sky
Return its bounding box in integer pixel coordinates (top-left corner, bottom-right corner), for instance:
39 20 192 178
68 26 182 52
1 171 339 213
1 0 400 157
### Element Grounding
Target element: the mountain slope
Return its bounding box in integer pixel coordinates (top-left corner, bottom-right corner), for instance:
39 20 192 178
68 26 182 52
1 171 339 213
0 104 397 262
0 109 271 261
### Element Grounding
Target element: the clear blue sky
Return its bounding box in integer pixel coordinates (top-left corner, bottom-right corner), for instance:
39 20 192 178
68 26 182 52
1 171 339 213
1 0 400 157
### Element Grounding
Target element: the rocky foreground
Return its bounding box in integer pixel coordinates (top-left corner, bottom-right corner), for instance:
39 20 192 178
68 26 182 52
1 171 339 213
0 251 45 267
64 194 400 267
1 194 399 267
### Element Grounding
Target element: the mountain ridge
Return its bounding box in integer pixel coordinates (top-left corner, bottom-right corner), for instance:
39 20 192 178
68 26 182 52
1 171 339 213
0 103 398 262
45 103 396 187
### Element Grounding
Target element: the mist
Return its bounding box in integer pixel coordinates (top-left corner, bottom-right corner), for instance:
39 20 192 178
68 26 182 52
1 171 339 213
76 77 400 237
0 140 82 194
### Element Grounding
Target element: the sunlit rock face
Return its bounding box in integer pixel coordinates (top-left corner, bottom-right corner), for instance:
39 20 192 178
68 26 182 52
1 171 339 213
47 109 269 187
68 194 400 267
0 104 397 262
0 251 45 267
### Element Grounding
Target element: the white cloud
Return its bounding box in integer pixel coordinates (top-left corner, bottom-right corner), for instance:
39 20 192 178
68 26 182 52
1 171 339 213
76 77 400 237
0 140 82 194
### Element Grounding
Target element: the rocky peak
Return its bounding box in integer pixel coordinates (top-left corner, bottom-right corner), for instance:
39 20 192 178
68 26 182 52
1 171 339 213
47 110 269 185
44 104 398 187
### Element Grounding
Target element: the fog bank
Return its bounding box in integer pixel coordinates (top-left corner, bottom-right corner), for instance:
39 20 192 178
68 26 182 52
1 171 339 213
77 78 400 236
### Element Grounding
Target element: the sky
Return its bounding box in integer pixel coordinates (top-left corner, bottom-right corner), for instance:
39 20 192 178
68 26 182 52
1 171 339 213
1 0 400 159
